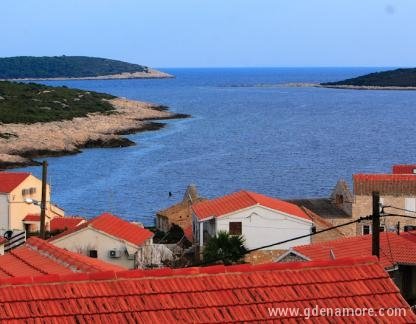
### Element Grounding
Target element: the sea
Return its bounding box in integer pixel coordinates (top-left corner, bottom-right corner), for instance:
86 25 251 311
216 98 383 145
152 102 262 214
16 68 416 226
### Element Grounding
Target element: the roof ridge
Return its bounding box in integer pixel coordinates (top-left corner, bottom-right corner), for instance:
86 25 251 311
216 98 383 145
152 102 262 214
243 190 264 205
0 256 379 287
10 248 49 275
26 238 99 272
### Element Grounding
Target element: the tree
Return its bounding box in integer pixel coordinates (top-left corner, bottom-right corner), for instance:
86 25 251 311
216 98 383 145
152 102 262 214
203 231 247 265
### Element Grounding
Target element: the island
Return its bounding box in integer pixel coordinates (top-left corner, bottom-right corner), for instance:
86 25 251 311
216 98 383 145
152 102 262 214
0 81 188 169
320 68 416 90
0 56 173 80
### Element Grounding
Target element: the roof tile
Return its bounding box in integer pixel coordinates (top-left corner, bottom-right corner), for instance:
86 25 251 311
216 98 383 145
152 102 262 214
193 190 311 221
0 237 123 279
290 231 416 269
0 172 31 193
50 213 153 246
0 257 414 322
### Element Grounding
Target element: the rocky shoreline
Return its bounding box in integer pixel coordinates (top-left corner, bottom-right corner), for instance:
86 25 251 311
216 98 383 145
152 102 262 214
2 68 174 81
0 98 189 169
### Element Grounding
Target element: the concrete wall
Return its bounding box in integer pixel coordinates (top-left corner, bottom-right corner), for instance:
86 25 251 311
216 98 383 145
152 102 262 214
2 174 64 231
0 195 9 230
195 206 313 251
51 227 151 269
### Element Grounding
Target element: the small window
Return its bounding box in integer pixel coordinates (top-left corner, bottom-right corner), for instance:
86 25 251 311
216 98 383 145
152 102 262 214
379 226 385 232
335 194 344 205
29 187 36 195
22 189 29 196
89 250 98 258
229 222 242 235
362 225 371 235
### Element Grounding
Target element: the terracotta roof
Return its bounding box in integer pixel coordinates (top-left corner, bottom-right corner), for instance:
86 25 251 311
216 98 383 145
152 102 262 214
22 214 40 222
50 216 86 231
0 257 414 322
50 213 153 247
0 237 123 278
392 164 416 174
193 190 311 221
354 173 416 195
0 172 30 193
290 231 416 269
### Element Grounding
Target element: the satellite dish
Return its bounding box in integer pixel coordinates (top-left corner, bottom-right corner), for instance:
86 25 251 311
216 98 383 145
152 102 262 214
3 230 13 240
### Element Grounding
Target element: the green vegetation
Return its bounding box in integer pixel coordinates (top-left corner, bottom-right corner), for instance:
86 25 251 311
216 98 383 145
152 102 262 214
203 231 247 265
0 81 116 124
0 56 149 79
322 68 416 87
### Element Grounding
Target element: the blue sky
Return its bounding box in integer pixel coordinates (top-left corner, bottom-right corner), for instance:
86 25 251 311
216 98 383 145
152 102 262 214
1 0 414 67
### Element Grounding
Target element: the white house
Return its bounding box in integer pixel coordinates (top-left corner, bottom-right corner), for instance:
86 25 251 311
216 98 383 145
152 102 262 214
192 190 313 251
50 213 172 269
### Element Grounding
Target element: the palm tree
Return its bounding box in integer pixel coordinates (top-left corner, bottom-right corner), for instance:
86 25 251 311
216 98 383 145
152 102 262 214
203 231 247 265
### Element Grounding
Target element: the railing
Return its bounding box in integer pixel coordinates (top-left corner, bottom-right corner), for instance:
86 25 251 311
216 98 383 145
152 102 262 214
1 230 26 252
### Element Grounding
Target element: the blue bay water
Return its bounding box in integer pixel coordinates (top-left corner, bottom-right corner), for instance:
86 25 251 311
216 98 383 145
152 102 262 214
17 68 416 225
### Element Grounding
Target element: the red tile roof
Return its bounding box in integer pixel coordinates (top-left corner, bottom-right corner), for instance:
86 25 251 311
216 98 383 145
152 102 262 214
290 231 416 269
0 257 414 322
0 172 30 193
50 213 153 246
22 214 40 222
392 164 416 174
0 237 123 279
192 190 311 221
49 216 85 231
354 173 416 195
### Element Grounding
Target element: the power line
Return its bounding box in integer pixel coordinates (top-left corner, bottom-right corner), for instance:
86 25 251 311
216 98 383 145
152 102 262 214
196 215 372 266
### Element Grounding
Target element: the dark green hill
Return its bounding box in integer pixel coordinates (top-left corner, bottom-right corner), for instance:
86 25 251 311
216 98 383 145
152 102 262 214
322 68 416 87
0 56 149 79
0 81 115 124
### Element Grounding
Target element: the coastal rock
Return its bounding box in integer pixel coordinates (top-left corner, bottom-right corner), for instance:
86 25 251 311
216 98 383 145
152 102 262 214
0 97 188 169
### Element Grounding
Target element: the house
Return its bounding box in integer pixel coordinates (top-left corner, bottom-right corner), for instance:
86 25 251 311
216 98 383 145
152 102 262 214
156 184 204 232
276 231 416 304
1 257 415 322
0 172 64 233
0 236 123 276
49 216 86 232
49 213 172 269
352 164 416 235
192 190 313 251
287 179 355 236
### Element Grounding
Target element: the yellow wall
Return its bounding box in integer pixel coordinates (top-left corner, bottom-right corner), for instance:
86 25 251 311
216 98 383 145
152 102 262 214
8 174 63 231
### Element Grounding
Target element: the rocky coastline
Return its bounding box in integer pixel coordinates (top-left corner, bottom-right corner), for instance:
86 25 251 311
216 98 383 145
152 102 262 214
0 98 189 169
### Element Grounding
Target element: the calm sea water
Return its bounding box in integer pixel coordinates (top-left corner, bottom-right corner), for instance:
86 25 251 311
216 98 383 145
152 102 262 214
17 68 416 225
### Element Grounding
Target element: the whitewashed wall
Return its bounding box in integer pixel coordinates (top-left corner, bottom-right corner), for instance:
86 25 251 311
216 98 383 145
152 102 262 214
204 206 313 250
51 227 151 269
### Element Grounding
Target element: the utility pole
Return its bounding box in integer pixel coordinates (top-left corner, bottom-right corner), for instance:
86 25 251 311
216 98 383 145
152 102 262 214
372 191 380 258
39 160 48 239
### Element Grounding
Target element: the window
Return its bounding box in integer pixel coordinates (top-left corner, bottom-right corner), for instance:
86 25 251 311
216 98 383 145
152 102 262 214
229 222 242 235
22 189 30 196
89 250 98 258
29 187 36 195
379 226 385 232
405 198 416 214
335 194 344 205
362 225 371 235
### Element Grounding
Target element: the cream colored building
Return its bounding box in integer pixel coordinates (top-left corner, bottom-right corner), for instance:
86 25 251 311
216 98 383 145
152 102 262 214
0 172 64 232
50 213 172 269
